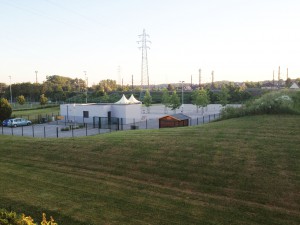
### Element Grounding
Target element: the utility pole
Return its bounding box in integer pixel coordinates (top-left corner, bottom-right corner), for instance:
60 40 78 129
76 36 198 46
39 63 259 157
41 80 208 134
131 74 134 91
9 76 12 104
118 66 121 86
84 71 88 103
137 29 151 97
35 71 38 84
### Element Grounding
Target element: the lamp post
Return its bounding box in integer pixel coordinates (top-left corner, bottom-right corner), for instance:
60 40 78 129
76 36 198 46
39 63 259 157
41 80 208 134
179 81 184 112
9 76 12 104
84 71 88 103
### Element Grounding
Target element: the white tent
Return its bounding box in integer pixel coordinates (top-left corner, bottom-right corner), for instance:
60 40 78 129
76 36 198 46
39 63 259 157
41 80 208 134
128 94 141 104
290 82 300 89
115 94 130 104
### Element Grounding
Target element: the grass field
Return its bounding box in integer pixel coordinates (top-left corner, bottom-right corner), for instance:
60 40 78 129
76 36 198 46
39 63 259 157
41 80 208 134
11 106 60 122
0 115 299 225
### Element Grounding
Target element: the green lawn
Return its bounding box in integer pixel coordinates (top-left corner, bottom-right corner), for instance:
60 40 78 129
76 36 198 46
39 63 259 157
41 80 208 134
0 115 299 225
11 106 60 122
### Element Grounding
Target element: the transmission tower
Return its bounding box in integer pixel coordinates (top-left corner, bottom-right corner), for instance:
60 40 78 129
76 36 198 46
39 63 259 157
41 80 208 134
137 29 151 99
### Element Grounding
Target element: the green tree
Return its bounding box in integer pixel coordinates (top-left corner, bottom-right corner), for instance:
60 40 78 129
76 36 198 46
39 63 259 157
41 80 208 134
167 84 175 91
191 89 210 114
101 92 110 103
169 91 181 113
218 85 230 106
285 78 293 88
16 95 26 105
143 90 152 113
95 79 118 92
0 98 12 122
161 88 170 113
40 94 48 105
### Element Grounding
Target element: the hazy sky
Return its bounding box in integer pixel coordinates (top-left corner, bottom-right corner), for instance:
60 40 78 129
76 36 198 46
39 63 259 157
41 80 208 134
1 0 299 86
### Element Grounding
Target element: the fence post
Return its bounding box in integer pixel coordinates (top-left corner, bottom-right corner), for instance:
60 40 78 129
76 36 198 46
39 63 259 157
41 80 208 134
86 124 88 136
121 118 123 130
146 119 148 129
11 127 13 136
209 115 211 122
72 125 74 137
214 114 215 119
22 126 23 136
32 126 35 137
56 127 59 138
2 126 3 134
203 116 204 124
44 126 46 138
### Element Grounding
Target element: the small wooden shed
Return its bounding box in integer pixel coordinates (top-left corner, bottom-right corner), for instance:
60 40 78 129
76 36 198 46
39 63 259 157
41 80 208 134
159 113 191 128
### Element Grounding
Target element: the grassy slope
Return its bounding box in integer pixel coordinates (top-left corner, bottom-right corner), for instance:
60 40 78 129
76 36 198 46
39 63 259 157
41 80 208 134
0 115 299 225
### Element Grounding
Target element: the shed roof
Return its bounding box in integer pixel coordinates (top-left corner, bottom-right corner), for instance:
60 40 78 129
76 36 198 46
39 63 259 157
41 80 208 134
159 113 191 121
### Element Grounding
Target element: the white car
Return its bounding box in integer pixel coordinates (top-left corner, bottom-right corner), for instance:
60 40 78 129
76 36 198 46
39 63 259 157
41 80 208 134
6 118 32 127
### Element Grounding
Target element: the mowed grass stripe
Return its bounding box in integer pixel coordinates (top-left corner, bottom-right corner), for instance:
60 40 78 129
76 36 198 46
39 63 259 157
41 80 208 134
0 115 299 224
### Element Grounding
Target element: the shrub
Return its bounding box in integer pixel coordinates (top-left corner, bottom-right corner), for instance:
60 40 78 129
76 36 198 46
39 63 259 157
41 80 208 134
0 98 12 122
61 127 70 131
16 95 26 105
0 209 57 225
221 90 300 119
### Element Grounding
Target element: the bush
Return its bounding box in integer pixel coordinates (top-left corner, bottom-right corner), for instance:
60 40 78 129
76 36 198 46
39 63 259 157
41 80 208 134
61 127 70 131
0 209 57 225
221 90 300 119
0 98 12 122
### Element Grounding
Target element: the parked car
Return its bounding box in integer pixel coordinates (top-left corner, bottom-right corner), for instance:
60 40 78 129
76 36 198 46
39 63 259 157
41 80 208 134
2 119 12 127
4 118 32 127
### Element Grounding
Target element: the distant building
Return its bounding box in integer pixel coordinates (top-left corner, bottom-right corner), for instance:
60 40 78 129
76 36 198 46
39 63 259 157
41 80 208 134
60 94 142 125
290 82 300 90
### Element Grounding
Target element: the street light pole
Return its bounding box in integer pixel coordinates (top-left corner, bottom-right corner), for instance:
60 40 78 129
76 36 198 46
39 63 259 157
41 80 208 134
9 76 12 104
84 71 88 103
179 81 184 112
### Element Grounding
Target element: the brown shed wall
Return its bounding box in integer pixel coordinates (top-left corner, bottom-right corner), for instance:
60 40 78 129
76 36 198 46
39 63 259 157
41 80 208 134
159 117 189 128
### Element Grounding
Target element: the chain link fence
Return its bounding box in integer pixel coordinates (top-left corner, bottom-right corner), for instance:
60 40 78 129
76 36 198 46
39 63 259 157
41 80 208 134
1 113 220 138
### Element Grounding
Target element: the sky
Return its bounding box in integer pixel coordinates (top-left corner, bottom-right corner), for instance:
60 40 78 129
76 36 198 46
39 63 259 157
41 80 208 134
1 0 300 86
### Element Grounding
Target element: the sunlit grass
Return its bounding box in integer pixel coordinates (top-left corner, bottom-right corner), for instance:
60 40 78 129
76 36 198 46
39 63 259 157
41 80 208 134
0 115 299 225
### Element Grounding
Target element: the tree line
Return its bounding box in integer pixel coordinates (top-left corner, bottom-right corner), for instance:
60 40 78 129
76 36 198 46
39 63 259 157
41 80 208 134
1 74 298 107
